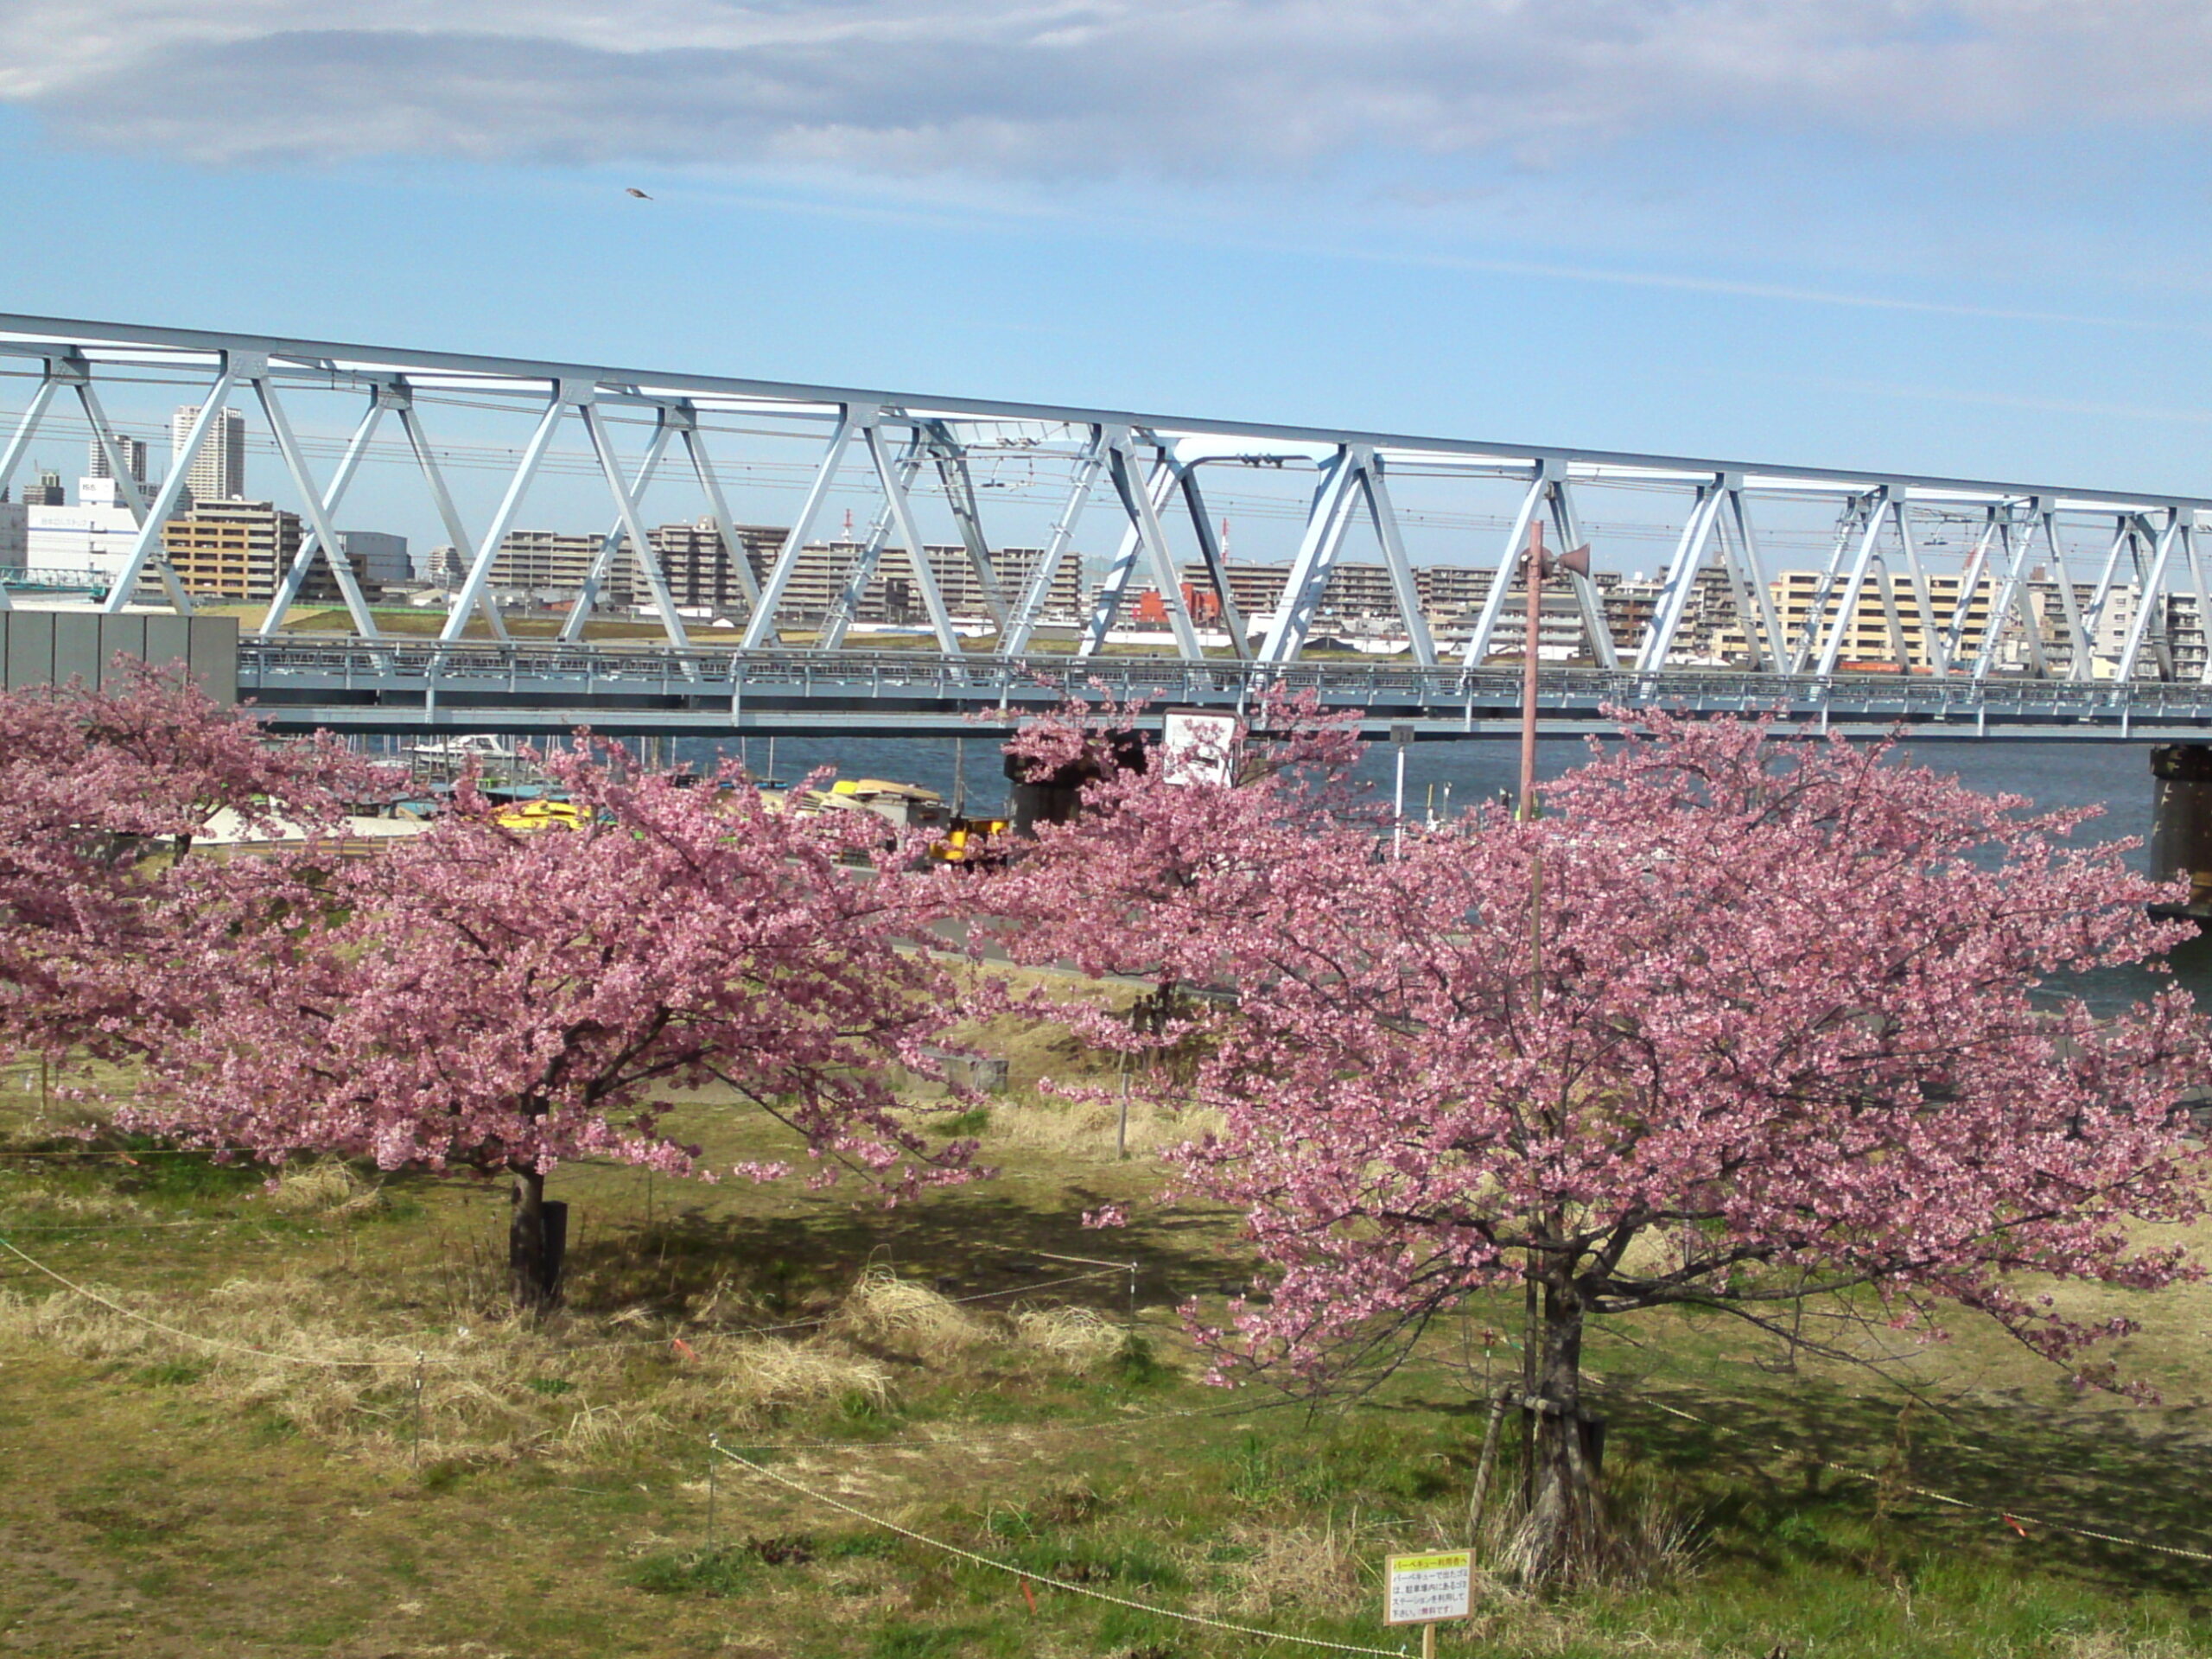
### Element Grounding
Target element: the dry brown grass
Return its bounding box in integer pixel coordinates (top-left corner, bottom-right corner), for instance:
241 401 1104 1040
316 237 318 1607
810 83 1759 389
1480 1458 1703 1590
1009 1304 1125 1369
1199 1516 1372 1616
2059 1635 2205 1659
0 1178 1147 1478
986 1094 1219 1161
830 1267 995 1360
0 1271 893 1468
262 1159 385 1217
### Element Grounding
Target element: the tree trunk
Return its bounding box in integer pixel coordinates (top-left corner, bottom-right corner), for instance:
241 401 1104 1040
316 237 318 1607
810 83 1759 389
508 1167 568 1313
1516 1276 1604 1581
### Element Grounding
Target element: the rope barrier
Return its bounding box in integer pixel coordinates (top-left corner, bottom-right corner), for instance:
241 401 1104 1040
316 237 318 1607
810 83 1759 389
26 1186 2203 1596
709 1440 1409 1656
31 1200 2199 1579
711 1391 1308 1454
0 1147 218 1160
546 1267 1132 1356
0 1232 418 1368
1622 1391 2212 1566
0 1216 321 1233
984 1243 1135 1272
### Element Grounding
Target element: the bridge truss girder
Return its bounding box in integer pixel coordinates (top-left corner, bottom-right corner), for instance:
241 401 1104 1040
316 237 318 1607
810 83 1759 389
1 313 2207 683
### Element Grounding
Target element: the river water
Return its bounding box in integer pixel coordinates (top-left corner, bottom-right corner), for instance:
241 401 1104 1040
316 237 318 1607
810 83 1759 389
673 730 2209 1017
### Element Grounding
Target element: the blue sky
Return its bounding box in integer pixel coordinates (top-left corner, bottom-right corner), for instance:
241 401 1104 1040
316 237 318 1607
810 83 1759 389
3 2 2211 560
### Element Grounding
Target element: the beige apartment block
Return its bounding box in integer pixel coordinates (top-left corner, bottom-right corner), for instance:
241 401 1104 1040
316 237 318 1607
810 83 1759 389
425 524 734 610
161 500 359 605
1729 570 1998 669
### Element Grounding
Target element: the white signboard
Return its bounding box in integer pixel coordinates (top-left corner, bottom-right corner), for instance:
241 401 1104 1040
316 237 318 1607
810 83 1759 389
1161 709 1237 787
1383 1551 1472 1626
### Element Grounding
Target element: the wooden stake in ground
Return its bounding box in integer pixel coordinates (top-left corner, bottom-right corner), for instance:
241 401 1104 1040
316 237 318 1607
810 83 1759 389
707 1435 719 1552
1467 1384 1511 1548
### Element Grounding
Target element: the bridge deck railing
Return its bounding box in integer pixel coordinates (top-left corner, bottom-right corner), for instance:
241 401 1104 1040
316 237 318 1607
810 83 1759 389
232 638 2212 721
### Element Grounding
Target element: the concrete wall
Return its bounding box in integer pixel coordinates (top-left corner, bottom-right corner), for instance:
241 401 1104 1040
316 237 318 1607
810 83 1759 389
0 611 238 703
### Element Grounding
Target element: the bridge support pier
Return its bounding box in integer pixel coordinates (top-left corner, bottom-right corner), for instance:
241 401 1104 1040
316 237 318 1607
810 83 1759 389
2150 744 2212 918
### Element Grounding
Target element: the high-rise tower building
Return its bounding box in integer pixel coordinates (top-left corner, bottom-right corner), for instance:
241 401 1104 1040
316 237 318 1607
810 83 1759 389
87 433 148 485
170 405 246 503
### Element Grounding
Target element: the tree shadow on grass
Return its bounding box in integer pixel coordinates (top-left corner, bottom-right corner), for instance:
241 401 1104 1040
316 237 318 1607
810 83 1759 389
1583 1376 2212 1601
1336 1289 2212 1605
554 1184 1241 1333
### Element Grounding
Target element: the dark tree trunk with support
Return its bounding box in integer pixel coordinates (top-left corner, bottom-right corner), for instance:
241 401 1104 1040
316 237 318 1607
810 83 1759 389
509 1166 568 1313
1516 1272 1605 1581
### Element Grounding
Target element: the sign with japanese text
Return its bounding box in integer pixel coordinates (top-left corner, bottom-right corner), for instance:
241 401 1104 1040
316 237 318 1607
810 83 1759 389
1383 1551 1472 1626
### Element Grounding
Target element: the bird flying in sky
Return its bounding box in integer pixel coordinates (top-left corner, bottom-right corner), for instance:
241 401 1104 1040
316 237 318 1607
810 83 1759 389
625 187 652 200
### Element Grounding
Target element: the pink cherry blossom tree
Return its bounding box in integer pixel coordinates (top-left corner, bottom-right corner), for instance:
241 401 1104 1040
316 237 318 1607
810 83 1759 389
120 740 984 1310
993 706 2212 1578
0 662 396 1065
976 686 1374 1045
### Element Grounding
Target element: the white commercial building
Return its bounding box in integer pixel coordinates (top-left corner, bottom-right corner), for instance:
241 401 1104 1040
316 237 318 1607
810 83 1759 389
27 478 155 581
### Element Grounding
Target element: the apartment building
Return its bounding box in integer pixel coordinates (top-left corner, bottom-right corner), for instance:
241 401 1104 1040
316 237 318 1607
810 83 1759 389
86 433 149 496
161 500 362 605
652 520 782 613
790 541 1085 625
1739 570 1998 670
17 470 66 507
425 524 1087 628
426 529 612 601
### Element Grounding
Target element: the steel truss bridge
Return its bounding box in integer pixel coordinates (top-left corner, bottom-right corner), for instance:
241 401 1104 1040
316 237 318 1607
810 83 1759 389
5 315 2212 741
231 639 2212 741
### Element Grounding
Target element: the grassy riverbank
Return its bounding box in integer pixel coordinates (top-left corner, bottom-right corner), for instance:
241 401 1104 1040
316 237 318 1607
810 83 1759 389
4 1024 2211 1657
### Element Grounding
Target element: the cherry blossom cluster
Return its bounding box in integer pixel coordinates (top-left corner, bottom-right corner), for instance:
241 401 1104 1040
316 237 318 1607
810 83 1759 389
118 741 985 1194
982 701 2212 1395
0 664 397 1063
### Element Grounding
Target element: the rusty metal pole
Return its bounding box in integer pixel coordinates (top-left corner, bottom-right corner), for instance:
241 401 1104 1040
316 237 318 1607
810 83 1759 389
1519 520 1545 824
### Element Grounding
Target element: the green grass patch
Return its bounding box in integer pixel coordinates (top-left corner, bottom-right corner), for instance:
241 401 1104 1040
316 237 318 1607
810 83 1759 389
6 1049 2212 1657
627 1547 756 1598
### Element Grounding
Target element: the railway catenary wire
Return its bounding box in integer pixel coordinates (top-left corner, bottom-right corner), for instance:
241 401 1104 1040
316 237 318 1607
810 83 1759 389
3 385 2072 560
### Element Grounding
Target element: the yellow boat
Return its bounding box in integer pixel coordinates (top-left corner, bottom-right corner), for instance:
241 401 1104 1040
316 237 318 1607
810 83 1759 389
799 778 950 830
492 798 590 833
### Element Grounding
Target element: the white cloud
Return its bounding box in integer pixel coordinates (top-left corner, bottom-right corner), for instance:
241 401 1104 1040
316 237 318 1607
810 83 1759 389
3 1 2210 177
